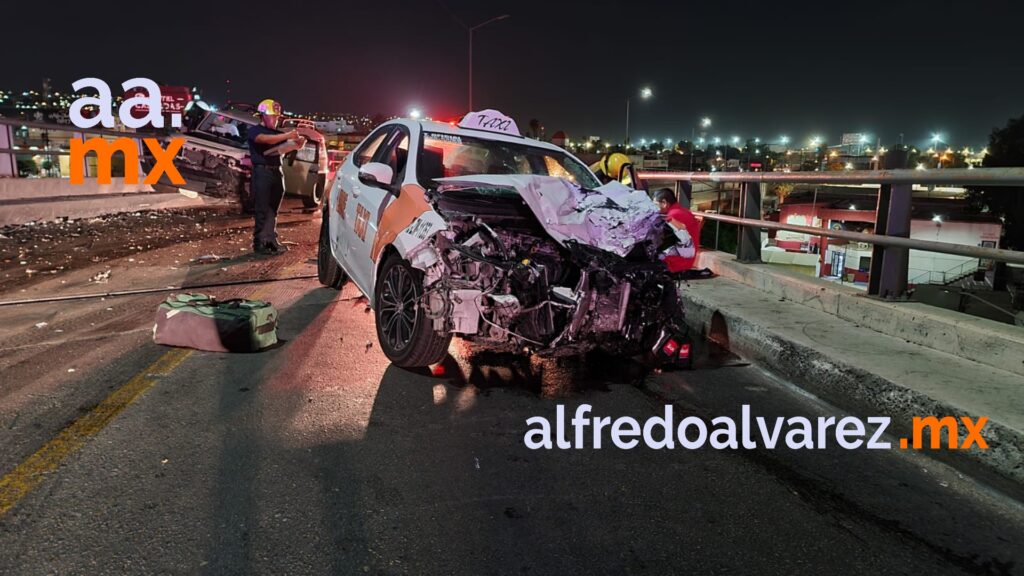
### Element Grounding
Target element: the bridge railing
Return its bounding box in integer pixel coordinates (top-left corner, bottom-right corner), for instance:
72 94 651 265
637 168 1024 300
0 117 147 180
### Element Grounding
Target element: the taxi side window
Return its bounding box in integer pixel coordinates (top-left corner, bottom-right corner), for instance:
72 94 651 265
378 129 411 182
353 128 391 167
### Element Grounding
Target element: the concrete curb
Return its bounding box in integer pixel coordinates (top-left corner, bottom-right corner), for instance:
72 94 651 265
678 282 1024 489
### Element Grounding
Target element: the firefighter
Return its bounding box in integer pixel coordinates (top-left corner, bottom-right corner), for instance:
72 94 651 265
246 99 305 255
590 153 633 186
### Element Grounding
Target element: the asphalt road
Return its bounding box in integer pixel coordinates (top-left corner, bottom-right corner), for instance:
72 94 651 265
0 200 1022 575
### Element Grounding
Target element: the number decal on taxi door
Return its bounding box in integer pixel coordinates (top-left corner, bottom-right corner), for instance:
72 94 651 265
354 204 370 242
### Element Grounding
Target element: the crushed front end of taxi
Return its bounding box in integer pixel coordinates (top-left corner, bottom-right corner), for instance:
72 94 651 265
403 175 693 365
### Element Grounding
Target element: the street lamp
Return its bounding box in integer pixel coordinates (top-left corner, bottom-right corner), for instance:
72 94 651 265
408 108 422 119
466 15 510 111
438 3 510 112
624 86 652 146
689 116 712 170
930 133 951 167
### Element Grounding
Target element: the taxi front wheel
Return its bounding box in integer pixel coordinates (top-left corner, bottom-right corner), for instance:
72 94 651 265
374 253 451 367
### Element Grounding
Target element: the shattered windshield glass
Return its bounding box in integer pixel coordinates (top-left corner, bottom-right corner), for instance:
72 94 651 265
418 132 600 189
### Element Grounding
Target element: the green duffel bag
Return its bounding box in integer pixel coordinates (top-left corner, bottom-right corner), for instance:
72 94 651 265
153 293 278 352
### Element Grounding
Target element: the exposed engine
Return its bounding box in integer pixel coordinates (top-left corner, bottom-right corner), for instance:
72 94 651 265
417 182 686 358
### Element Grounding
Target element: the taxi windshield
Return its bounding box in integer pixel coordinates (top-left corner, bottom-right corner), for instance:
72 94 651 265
418 132 600 189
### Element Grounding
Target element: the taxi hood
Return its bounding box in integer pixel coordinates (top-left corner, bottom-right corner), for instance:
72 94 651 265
435 175 663 257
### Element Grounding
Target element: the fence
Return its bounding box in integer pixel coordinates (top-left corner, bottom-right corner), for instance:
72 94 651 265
0 117 148 180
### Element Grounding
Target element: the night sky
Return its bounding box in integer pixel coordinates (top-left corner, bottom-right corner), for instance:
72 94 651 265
6 0 1023 147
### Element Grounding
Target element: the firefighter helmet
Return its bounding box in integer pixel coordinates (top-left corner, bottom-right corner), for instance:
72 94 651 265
257 99 282 116
597 153 631 180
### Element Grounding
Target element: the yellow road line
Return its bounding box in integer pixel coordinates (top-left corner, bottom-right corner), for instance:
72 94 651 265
0 348 192 516
0 258 310 517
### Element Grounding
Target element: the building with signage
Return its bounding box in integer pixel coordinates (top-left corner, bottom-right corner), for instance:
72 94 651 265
769 187 1002 286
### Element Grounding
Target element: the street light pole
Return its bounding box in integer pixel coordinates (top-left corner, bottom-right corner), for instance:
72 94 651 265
625 97 631 146
466 14 509 112
468 28 473 112
625 87 652 147
691 117 711 170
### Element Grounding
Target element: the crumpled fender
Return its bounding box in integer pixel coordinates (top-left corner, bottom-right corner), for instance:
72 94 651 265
370 182 448 285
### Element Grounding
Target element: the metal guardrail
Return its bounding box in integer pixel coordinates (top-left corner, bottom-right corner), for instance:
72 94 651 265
0 116 145 139
911 260 982 286
0 117 147 180
638 168 1024 186
693 211 1024 265
637 169 1024 300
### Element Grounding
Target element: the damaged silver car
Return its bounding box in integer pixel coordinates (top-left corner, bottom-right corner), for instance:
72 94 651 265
318 111 693 368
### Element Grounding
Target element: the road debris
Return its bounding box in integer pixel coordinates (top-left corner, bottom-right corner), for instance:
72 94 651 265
0 205 244 294
91 270 112 283
191 254 225 264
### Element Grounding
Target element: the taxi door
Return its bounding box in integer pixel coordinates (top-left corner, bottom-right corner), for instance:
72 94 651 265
343 126 411 293
332 126 390 293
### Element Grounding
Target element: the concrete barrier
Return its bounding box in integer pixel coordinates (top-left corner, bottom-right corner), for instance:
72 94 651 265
0 178 216 226
678 259 1024 489
696 250 1024 378
0 176 153 201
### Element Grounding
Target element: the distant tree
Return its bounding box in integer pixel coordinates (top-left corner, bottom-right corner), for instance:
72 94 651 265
966 115 1024 250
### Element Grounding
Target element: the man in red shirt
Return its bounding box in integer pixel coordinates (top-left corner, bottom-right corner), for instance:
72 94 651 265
654 188 700 273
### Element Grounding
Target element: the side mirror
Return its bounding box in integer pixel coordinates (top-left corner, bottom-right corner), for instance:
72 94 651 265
358 162 394 189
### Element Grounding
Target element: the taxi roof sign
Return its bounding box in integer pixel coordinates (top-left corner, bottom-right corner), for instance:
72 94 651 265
459 109 520 136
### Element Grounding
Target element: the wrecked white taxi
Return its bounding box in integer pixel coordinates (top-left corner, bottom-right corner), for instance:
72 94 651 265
318 110 693 367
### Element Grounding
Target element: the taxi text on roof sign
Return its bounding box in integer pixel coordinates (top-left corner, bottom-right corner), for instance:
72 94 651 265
459 109 520 136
